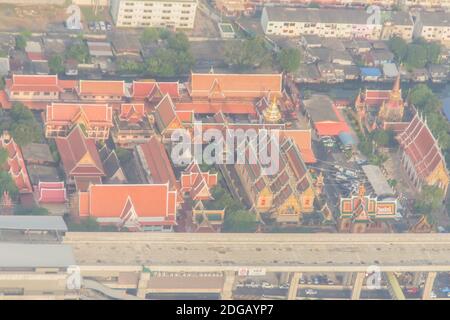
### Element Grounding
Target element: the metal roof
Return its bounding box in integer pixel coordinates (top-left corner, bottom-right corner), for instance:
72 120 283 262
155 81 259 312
338 131 356 146
0 243 75 268
360 67 382 77
0 216 68 232
443 98 450 122
362 165 395 197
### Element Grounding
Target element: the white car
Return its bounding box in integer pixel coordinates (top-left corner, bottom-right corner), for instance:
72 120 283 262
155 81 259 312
430 291 437 299
99 21 106 31
305 289 318 295
261 282 274 289
279 283 289 289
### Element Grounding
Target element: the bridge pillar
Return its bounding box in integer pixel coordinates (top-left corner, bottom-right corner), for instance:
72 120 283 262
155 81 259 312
221 271 236 300
351 272 365 300
343 272 354 286
422 272 437 300
287 272 302 300
137 272 150 299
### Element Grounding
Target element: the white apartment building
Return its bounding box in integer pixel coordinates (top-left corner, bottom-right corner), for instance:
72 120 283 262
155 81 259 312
261 7 384 40
403 0 450 8
110 0 198 29
415 11 450 46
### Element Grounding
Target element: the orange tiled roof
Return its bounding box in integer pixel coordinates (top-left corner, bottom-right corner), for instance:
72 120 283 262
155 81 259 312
0 134 32 193
132 81 180 100
7 74 61 92
136 137 180 194
46 103 113 125
175 102 257 115
55 126 104 178
78 80 125 96
180 161 218 201
189 73 282 99
79 183 177 223
282 129 316 164
119 103 145 122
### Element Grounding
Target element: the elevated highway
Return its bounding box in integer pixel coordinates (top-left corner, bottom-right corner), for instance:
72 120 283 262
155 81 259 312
63 232 450 300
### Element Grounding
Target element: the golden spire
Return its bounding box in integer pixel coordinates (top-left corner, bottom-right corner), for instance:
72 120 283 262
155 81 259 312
263 95 282 123
389 75 401 102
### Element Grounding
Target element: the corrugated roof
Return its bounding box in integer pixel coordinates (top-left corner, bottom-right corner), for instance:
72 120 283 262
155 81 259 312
0 215 67 232
0 243 75 268
362 165 394 197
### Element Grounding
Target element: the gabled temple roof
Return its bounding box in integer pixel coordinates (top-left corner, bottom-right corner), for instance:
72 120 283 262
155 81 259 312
46 103 113 126
78 80 125 96
188 72 283 100
6 74 62 93
78 184 177 225
131 81 180 100
55 126 104 177
397 112 447 180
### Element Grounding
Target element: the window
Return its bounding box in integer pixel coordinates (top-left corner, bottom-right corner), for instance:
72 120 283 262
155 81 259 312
181 10 190 14
163 3 172 6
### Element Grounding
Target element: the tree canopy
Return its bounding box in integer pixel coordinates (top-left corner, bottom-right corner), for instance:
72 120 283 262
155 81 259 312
48 55 65 74
224 37 271 71
0 171 18 200
389 37 441 69
414 185 444 215
14 205 49 216
144 31 194 77
223 209 258 233
8 103 42 146
277 47 302 73
66 40 90 64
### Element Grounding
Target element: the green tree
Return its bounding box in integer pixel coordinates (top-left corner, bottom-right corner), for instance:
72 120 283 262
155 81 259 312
372 130 396 148
116 147 133 165
14 205 49 216
388 36 408 62
15 35 27 51
405 44 428 69
9 102 42 146
48 55 65 74
117 59 144 74
66 40 90 63
426 42 441 64
224 37 271 70
277 47 301 73
0 148 7 167
0 171 18 200
223 209 258 232
140 27 161 44
414 185 444 214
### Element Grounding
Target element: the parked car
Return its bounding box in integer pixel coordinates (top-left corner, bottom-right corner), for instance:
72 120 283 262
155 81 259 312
305 289 318 295
99 21 106 31
262 281 274 289
105 21 112 31
279 283 289 289
406 287 419 294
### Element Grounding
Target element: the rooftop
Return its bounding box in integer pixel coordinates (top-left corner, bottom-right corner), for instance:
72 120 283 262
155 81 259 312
0 216 67 232
0 243 75 268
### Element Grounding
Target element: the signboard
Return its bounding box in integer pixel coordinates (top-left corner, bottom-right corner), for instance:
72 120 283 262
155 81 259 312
237 268 266 276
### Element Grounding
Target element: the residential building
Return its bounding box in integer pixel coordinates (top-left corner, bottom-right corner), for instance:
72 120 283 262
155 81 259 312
77 184 177 231
404 0 450 9
261 7 383 40
45 103 113 140
396 112 449 194
380 11 414 41
110 0 198 29
112 103 154 148
415 11 450 46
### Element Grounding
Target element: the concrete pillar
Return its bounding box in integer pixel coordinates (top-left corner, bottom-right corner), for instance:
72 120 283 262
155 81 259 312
221 271 236 300
422 272 437 300
343 272 354 286
136 272 150 299
412 272 422 287
287 272 302 300
279 272 290 285
351 272 365 300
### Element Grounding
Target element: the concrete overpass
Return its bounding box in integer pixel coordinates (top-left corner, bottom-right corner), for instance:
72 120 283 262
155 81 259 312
62 232 450 300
